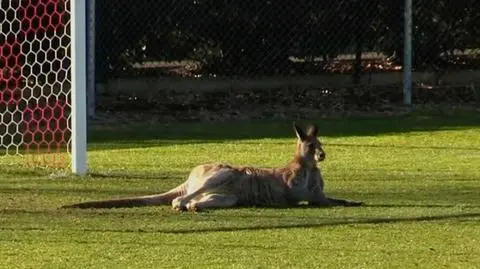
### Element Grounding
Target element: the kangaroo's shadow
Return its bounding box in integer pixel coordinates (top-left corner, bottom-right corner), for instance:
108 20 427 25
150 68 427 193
362 203 480 208
204 202 480 211
157 212 480 234
4 210 480 235
28 211 476 235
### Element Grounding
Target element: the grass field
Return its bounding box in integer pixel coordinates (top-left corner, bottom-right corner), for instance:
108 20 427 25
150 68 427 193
1 110 480 269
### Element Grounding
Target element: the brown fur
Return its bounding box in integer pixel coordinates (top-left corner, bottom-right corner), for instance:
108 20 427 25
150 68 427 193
61 123 363 211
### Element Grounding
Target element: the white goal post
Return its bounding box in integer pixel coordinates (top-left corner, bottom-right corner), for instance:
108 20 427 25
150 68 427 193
71 0 87 175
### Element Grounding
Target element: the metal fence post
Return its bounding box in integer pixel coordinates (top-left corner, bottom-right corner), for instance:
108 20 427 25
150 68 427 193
87 0 96 119
403 0 413 105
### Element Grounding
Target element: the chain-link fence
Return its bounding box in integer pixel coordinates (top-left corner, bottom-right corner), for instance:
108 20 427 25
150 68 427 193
89 0 479 121
413 0 479 73
93 0 480 78
95 0 400 79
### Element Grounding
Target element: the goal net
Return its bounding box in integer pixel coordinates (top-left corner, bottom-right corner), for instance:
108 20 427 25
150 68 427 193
0 0 86 173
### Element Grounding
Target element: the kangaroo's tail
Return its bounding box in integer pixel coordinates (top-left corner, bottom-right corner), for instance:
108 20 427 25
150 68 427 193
60 184 185 209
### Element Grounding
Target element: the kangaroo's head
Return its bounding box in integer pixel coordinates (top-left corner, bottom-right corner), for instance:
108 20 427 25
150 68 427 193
293 123 326 166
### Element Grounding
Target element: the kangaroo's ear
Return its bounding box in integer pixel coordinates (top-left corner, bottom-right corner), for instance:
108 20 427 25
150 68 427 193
307 124 318 137
293 122 307 141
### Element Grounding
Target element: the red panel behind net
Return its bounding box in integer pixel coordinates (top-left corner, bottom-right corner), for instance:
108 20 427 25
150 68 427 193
0 37 24 155
0 0 71 168
0 39 22 106
20 0 67 35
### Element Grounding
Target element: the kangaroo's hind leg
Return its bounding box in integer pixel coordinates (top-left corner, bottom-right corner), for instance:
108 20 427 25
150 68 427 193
186 194 238 212
172 168 235 211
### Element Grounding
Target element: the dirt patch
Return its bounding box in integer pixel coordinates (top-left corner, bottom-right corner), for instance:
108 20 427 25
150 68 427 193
93 85 479 123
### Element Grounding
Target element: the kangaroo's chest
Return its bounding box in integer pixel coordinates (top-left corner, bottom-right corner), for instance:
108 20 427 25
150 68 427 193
287 168 323 202
293 168 318 188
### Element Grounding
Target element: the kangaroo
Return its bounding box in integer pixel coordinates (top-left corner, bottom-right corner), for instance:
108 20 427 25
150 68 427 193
61 123 363 211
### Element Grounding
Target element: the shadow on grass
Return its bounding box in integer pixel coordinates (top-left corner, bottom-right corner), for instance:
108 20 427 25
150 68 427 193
88 171 184 180
327 143 480 151
2 212 479 235
0 165 53 178
162 212 480 234
160 212 480 234
5 203 480 218
88 113 480 151
362 203 476 208
0 186 167 196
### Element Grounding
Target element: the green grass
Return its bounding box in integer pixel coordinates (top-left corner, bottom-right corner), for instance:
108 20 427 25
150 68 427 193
1 111 480 269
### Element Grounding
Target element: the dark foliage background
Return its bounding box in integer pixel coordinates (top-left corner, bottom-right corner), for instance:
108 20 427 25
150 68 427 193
94 0 480 79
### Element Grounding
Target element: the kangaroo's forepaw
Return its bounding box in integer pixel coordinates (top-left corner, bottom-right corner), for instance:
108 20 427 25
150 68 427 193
171 197 187 212
346 201 364 207
186 202 200 213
